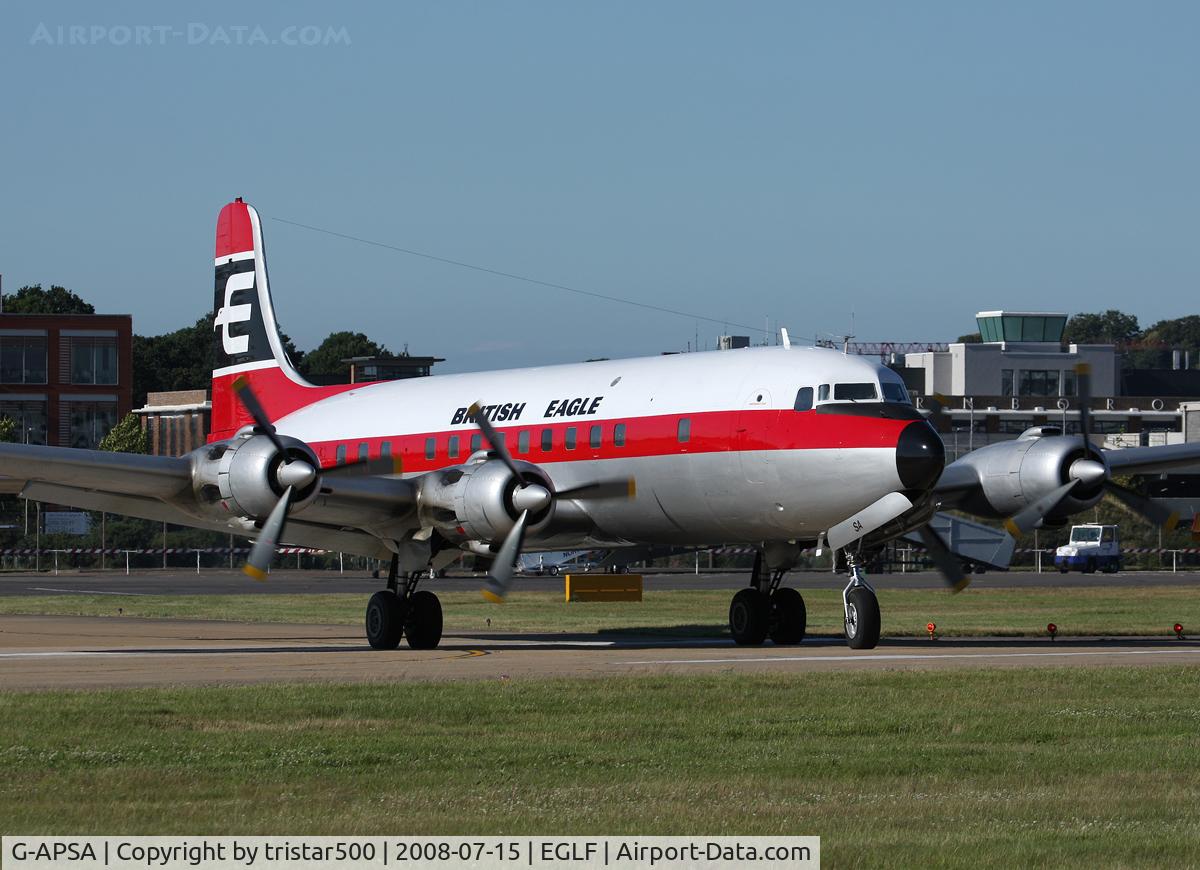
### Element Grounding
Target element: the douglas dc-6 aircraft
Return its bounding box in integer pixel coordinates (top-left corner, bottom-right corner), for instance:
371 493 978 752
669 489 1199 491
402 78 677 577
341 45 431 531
2 199 1197 652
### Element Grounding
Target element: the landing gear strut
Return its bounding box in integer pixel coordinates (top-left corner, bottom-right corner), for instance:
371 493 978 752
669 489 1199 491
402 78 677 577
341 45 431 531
365 553 444 650
842 556 880 650
728 552 807 646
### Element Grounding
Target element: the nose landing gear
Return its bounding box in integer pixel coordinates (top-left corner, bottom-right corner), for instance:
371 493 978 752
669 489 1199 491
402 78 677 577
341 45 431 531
728 552 807 646
842 556 880 650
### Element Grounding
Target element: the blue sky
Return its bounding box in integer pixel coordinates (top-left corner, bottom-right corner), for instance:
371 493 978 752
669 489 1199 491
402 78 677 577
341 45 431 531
1 1 1197 372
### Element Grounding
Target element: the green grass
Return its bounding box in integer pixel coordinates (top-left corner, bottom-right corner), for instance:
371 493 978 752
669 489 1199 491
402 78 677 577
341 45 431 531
2 671 1199 867
2 585 1198 637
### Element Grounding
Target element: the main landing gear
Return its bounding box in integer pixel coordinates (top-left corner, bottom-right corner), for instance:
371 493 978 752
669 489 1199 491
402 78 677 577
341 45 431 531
366 554 443 650
842 555 880 650
728 552 807 646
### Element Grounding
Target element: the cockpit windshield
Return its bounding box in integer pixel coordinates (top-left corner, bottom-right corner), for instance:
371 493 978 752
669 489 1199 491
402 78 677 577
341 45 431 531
881 382 911 404
1070 527 1102 543
833 383 877 402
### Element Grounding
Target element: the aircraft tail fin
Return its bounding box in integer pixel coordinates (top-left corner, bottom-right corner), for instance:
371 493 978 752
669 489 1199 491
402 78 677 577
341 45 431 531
210 198 349 441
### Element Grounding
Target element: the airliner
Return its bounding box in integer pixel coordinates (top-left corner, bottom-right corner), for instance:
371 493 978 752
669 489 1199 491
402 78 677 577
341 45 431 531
0 199 963 650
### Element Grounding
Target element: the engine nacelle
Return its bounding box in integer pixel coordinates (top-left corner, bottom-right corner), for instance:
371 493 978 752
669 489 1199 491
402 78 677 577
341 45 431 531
190 430 321 521
416 457 554 543
949 431 1109 522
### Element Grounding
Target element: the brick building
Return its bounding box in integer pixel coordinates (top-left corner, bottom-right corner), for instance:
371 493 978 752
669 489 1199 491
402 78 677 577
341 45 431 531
135 390 211 456
0 313 133 448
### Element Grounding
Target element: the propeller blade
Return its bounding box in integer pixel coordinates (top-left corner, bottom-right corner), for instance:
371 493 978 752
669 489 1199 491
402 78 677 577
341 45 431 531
1075 363 1092 449
1004 480 1078 537
232 375 290 457
1105 481 1180 531
481 509 530 603
243 485 294 581
469 402 524 482
916 524 969 592
554 477 638 500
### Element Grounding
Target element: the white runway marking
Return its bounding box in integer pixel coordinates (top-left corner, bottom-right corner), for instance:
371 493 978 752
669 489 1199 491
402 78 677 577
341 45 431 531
30 587 144 596
621 647 1200 666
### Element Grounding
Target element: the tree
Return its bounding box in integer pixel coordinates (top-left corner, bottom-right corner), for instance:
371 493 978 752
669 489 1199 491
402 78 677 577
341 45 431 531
3 284 95 314
956 332 982 344
97 413 148 453
1063 310 1141 346
1132 315 1200 370
301 331 387 381
0 417 15 443
133 312 305 406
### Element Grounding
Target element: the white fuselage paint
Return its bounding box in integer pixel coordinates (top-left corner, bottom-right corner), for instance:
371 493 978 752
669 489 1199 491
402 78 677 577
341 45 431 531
272 346 913 548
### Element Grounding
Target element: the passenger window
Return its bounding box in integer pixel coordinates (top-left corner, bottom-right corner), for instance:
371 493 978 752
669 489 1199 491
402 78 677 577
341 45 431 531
590 425 602 449
794 387 813 412
424 437 436 460
677 417 691 443
541 428 553 451
614 423 626 447
818 384 830 402
448 435 460 458
470 434 482 453
335 444 346 465
565 427 577 450
518 430 530 454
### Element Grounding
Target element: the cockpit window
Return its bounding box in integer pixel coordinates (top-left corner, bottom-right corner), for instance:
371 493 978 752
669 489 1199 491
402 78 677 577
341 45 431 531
818 384 830 401
833 383 877 401
794 387 813 411
881 382 911 404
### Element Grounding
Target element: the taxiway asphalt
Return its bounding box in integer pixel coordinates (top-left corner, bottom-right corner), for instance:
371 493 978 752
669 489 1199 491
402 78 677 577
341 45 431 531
3 614 1199 690
2 568 1200 597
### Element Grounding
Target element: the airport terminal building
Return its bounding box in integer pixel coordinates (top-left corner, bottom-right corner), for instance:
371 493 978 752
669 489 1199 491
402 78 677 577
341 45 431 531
903 311 1189 458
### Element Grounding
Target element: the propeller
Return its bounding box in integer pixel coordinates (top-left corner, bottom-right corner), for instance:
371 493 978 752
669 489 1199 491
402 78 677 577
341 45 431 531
468 401 635 601
231 376 320 579
1004 363 1178 536
916 523 970 592
481 510 529 603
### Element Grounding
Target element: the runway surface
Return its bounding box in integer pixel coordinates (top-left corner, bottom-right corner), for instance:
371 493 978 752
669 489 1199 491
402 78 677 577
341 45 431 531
3 568 1200 597
3 614 1199 690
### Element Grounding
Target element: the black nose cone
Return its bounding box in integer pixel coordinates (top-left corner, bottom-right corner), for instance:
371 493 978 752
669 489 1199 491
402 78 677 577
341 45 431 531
896 421 945 492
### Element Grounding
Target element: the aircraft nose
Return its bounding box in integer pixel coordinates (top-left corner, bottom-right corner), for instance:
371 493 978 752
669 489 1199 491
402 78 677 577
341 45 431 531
896 421 945 492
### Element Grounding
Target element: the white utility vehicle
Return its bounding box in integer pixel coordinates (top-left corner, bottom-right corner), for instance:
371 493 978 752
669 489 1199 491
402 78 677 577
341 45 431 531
1054 524 1121 573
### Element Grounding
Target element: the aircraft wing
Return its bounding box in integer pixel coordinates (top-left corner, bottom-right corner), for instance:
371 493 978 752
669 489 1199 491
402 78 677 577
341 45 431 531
0 443 192 499
1103 442 1200 475
0 443 414 560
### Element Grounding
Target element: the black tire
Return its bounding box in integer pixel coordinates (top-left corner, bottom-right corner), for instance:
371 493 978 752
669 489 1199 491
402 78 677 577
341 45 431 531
1058 566 1069 574
405 590 443 650
548 566 559 576
729 587 770 646
365 590 404 650
844 587 881 650
769 587 806 644
1084 558 1096 574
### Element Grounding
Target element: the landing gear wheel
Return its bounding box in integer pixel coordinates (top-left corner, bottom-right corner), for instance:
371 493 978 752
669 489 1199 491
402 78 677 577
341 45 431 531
844 586 880 650
405 590 443 650
769 587 806 644
729 588 770 646
365 591 405 650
